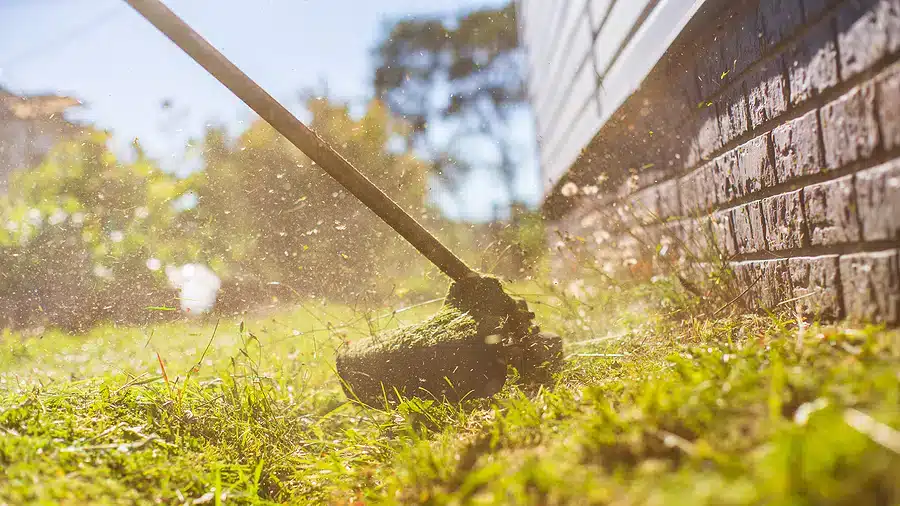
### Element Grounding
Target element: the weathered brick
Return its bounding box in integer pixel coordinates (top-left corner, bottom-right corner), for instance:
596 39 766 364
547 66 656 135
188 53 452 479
746 55 788 129
789 255 842 319
695 31 726 99
682 218 717 259
718 86 750 144
731 261 760 310
836 0 900 80
732 201 767 254
693 216 716 255
758 0 804 49
856 160 900 240
840 250 900 323
772 110 825 182
875 61 900 150
656 179 681 219
717 149 741 204
678 218 704 256
629 187 661 225
763 190 807 250
721 9 763 78
733 259 793 310
677 134 702 171
821 84 880 169
710 157 731 206
679 171 700 216
736 133 776 195
711 209 737 257
679 165 718 217
760 259 794 308
669 55 702 108
803 0 836 20
787 18 839 104
699 162 720 212
803 175 861 245
697 103 722 160
665 220 687 251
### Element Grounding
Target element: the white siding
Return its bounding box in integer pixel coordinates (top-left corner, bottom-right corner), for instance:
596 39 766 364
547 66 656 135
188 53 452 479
518 0 709 194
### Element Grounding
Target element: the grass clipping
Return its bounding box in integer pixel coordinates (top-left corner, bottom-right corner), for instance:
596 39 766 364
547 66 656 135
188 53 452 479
336 276 524 406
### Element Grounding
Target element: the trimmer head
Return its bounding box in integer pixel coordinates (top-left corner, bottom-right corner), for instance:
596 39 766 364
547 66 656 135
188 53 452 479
336 276 562 407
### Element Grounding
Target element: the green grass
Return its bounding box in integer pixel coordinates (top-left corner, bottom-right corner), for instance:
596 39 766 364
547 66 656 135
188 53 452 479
1 276 899 505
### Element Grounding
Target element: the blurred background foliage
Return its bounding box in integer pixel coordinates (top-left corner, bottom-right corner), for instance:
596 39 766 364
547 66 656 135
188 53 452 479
0 1 547 333
373 3 528 210
1 88 546 334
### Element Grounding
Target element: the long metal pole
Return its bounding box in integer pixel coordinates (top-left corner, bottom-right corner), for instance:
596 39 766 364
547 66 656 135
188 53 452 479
123 0 476 282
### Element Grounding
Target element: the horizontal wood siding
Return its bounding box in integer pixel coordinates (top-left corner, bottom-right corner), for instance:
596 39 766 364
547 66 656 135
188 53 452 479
518 0 709 193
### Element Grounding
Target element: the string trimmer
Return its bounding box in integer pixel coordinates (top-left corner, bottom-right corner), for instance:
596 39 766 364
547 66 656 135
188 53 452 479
125 0 563 406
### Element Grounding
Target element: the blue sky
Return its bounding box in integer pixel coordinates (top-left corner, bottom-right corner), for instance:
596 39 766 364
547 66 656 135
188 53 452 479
0 0 540 221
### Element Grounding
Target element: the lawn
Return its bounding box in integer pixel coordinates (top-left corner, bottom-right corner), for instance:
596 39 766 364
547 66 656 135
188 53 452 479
1 276 899 505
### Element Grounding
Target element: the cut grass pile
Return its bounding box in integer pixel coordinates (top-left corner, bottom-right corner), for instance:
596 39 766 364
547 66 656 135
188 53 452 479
1 277 899 505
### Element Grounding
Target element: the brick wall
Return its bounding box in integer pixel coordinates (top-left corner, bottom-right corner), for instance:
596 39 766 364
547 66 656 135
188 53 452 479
544 0 900 324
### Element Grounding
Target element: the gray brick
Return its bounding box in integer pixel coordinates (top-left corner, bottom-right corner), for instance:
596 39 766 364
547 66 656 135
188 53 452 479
656 179 681 219
695 32 726 99
718 86 750 144
758 0 805 49
684 218 715 259
821 84 880 169
737 133 776 195
803 0 836 20
746 55 788 129
670 55 702 108
732 201 767 254
717 149 741 204
679 171 701 216
836 0 900 80
763 190 807 250
773 110 825 182
680 136 702 171
789 255 842 319
697 103 722 160
733 259 793 310
787 18 839 105
721 10 763 78
760 260 794 309
732 262 760 310
630 187 661 225
709 157 730 206
665 220 687 250
875 61 900 150
694 216 715 255
700 162 721 212
803 175 861 245
840 250 900 323
856 160 900 240
711 209 737 257
678 218 704 256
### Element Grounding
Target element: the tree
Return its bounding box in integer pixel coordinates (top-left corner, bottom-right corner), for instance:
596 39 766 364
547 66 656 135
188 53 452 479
193 95 429 302
372 2 528 214
0 131 187 330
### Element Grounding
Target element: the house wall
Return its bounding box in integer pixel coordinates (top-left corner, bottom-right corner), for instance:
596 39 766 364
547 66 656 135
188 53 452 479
517 0 707 192
530 0 900 324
